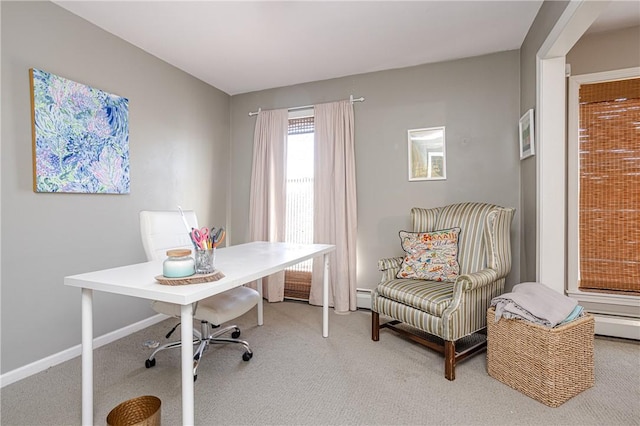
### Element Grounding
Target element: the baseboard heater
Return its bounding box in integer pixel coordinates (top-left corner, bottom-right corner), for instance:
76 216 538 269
357 288 372 310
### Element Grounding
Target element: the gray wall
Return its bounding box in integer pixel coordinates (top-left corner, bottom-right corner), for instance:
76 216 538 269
1 1 230 374
229 51 522 294
568 25 640 75
518 1 570 282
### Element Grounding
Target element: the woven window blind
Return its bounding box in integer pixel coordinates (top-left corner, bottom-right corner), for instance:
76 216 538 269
578 77 640 295
288 116 314 135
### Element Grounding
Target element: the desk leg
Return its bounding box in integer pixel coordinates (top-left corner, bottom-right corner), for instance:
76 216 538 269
181 304 195 426
323 253 329 337
81 288 93 426
257 278 264 326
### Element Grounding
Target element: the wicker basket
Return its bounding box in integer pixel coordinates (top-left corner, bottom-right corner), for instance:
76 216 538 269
107 395 161 426
487 307 594 407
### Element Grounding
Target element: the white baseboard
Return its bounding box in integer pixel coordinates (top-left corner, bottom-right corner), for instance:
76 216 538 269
0 314 168 388
356 288 372 310
566 290 639 340
593 313 640 340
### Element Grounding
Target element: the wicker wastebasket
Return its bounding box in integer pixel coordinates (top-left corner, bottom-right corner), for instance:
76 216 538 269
107 395 161 426
487 307 595 407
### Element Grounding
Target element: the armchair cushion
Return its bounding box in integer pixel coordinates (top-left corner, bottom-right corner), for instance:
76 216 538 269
397 228 461 282
376 278 453 317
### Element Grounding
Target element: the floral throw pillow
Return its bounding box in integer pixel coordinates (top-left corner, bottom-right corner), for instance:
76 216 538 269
396 228 461 282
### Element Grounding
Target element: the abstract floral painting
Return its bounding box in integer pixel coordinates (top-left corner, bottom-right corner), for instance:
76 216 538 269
30 68 129 193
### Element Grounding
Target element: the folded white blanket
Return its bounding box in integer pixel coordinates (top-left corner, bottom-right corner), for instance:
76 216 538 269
491 282 578 327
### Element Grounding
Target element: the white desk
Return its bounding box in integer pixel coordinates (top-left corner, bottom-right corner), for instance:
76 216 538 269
65 241 335 426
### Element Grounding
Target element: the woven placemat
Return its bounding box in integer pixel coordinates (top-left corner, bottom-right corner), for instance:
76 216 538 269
155 270 225 286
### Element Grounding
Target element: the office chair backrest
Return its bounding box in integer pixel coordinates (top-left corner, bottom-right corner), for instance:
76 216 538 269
140 210 198 261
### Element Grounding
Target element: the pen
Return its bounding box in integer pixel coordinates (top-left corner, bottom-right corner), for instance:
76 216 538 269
177 205 191 234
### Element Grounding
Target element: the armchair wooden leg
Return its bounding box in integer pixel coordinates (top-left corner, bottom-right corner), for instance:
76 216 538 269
372 311 380 341
444 340 455 381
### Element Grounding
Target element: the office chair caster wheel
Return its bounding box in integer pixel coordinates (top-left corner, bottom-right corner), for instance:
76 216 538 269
242 351 253 361
145 358 156 368
232 330 241 339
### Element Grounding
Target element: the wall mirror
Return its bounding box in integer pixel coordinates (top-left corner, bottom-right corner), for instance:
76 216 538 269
408 126 446 181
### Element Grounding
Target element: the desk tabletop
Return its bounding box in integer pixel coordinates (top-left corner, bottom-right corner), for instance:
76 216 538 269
64 241 335 305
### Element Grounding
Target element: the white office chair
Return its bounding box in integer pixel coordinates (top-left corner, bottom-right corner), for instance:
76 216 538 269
139 210 260 380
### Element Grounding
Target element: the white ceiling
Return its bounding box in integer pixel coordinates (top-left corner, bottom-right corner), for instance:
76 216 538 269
54 1 639 96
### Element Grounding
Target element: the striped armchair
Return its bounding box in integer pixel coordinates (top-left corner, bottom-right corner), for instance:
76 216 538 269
371 202 515 380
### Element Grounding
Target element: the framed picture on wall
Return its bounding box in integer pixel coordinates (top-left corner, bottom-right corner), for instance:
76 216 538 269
519 109 535 160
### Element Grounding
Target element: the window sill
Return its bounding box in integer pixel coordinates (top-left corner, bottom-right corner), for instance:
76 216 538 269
567 289 639 318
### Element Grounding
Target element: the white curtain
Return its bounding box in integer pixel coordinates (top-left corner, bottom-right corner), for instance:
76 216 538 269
249 108 288 302
310 100 358 312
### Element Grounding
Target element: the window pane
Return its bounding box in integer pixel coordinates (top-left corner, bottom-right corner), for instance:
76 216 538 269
285 132 314 274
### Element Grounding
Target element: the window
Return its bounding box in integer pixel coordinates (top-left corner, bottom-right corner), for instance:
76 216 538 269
284 115 314 299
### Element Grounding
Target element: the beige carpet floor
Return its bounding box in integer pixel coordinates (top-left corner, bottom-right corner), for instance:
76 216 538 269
1 301 639 425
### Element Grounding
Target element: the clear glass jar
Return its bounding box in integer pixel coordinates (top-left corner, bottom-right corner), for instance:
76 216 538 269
163 249 195 278
195 248 216 274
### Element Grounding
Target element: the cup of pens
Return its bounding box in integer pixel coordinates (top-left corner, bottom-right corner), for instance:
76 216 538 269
190 226 225 275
